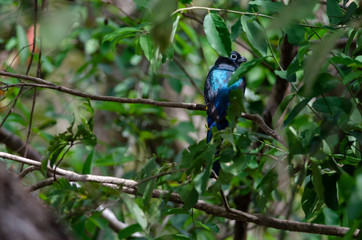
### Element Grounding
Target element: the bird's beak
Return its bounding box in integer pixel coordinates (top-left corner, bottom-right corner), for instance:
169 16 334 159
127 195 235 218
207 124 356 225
238 56 247 63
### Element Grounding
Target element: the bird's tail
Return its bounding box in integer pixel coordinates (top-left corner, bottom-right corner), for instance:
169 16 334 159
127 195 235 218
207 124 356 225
206 119 222 176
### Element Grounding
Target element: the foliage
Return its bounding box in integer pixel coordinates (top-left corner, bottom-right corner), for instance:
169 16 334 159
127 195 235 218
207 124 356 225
0 0 361 239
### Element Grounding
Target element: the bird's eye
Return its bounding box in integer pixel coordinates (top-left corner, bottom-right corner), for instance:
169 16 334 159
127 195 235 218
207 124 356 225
230 54 237 60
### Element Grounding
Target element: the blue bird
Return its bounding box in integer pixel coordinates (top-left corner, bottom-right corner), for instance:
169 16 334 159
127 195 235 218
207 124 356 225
204 51 247 174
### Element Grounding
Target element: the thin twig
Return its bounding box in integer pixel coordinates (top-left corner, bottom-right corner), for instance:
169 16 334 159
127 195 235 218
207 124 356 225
173 57 203 95
241 113 287 148
211 170 232 212
18 165 40 179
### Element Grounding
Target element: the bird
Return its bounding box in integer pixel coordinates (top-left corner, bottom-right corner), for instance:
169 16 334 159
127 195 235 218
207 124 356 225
204 51 247 174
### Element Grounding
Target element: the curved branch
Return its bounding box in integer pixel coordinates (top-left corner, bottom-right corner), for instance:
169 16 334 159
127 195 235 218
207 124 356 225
0 152 359 238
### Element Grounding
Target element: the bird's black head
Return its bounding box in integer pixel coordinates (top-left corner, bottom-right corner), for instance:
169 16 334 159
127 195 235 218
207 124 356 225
229 51 247 67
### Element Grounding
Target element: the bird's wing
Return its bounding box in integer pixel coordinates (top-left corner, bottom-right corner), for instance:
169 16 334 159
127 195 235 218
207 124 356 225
204 67 233 124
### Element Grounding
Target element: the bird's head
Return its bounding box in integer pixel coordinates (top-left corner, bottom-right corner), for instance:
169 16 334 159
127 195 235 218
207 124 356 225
229 51 247 67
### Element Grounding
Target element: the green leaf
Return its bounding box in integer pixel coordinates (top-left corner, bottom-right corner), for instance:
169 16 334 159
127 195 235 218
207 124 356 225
311 162 324 202
249 0 285 13
271 0 316 28
102 27 141 49
82 149 94 174
340 2 357 24
301 73 340 98
323 174 339 210
283 98 311 127
156 234 191 240
227 89 245 129
347 172 362 220
330 53 362 68
49 145 66 167
194 221 210 230
118 223 142 239
180 141 208 172
228 57 265 86
284 24 305 46
149 0 178 52
203 13 232 57
123 195 147 229
275 69 296 82
287 128 305 154
140 35 153 61
194 147 215 194
178 184 199 210
240 16 267 56
327 0 343 25
303 32 343 95
312 97 352 115
16 25 29 64
302 177 317 218
170 15 181 43
231 18 243 42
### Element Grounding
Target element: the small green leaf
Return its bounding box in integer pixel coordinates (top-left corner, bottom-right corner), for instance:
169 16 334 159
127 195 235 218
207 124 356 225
227 89 245 129
82 149 94 174
170 15 180 43
102 27 141 49
327 0 343 25
228 57 266 86
312 97 352 115
123 195 148 229
178 184 199 210
203 13 232 57
156 234 191 240
118 223 142 239
284 24 305 46
16 25 29 64
140 35 153 61
194 221 210 230
249 0 285 13
323 174 339 210
302 177 317 218
240 16 267 56
340 2 357 24
283 98 311 127
311 162 324 202
301 73 340 98
303 31 343 95
231 18 243 42
194 147 215 194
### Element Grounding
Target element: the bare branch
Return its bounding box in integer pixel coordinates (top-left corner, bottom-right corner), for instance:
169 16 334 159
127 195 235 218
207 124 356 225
241 113 287 148
0 71 205 111
0 152 359 238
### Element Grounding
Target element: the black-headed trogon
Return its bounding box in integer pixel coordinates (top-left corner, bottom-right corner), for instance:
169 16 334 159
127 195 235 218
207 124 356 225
204 51 247 174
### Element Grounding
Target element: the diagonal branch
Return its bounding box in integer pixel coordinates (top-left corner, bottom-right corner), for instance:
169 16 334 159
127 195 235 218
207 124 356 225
0 152 359 238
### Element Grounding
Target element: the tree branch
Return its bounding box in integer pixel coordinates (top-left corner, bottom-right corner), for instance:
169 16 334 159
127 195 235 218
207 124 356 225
0 71 287 147
0 71 205 111
0 152 359 238
0 128 42 161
